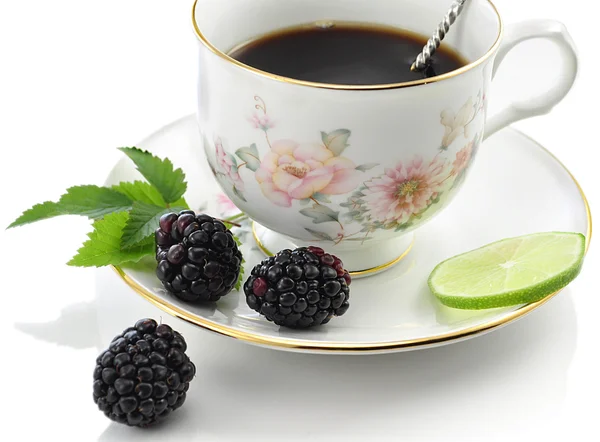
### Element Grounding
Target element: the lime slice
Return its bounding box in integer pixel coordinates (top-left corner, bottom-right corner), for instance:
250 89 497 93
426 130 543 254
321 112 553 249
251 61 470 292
428 232 586 310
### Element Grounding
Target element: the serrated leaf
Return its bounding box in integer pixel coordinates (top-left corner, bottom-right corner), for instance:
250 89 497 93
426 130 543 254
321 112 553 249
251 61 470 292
119 147 187 204
121 202 186 249
112 181 166 206
235 144 261 171
8 185 133 228
311 192 331 203
305 228 334 242
58 185 133 219
355 163 378 172
112 181 189 210
299 204 340 224
68 211 153 267
321 129 351 156
8 201 64 228
222 229 245 291
235 258 245 291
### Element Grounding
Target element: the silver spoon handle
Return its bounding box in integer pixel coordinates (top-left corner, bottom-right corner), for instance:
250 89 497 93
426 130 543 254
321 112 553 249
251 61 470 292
411 0 467 72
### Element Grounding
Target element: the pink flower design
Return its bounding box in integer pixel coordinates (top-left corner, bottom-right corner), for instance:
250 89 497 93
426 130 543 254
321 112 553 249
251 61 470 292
215 139 245 191
451 142 474 176
361 156 450 226
255 140 362 207
249 113 275 131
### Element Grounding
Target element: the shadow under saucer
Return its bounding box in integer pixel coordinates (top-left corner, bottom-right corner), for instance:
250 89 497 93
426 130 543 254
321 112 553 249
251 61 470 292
92 267 577 441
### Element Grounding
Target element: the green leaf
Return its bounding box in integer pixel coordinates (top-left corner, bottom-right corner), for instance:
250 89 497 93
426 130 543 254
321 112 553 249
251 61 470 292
8 201 64 228
355 163 378 172
229 232 245 291
112 180 190 210
121 202 186 249
305 228 335 242
321 129 351 156
235 267 245 291
235 144 261 171
8 185 133 228
119 147 187 204
235 258 245 291
112 181 166 206
68 211 153 267
311 192 331 203
299 204 340 224
58 185 133 219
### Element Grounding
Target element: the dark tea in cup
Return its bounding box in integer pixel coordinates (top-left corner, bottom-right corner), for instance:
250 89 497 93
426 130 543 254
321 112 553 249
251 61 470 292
229 22 468 85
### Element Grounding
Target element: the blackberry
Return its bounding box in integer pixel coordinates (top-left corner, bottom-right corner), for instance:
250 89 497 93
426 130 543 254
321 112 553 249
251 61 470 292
244 246 351 328
93 319 196 427
155 211 243 302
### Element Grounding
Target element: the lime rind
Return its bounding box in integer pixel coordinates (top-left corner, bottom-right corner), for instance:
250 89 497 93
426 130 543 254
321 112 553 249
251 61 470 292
428 232 586 310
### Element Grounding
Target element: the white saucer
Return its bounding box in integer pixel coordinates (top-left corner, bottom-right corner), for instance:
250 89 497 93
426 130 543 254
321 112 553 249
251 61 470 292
106 116 591 354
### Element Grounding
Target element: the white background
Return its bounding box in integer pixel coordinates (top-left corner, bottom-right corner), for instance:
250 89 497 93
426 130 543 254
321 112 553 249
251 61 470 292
0 1 598 441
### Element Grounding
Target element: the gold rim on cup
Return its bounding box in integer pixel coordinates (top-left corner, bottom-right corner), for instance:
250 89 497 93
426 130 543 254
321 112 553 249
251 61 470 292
191 0 503 91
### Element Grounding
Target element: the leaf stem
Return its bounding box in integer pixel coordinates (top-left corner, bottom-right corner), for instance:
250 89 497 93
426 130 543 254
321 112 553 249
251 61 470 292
225 212 246 222
220 212 247 227
217 217 242 228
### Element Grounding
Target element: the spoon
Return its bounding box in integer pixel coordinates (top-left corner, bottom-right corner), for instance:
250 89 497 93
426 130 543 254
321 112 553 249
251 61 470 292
411 0 468 72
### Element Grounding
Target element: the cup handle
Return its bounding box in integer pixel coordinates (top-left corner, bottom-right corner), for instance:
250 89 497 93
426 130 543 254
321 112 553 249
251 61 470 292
483 20 578 140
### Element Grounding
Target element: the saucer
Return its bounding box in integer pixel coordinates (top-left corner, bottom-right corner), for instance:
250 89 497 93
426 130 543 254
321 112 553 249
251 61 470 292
106 116 591 354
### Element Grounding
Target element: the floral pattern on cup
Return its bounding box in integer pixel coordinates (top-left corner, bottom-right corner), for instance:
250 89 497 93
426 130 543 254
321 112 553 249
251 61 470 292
342 156 450 231
255 139 364 207
205 138 248 202
206 94 483 244
248 112 275 132
440 91 485 149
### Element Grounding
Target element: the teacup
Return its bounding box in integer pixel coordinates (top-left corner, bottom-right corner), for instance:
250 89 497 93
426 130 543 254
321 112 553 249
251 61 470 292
192 0 577 274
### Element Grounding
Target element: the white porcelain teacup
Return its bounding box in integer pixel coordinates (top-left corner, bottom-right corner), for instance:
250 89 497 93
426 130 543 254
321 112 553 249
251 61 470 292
193 0 577 274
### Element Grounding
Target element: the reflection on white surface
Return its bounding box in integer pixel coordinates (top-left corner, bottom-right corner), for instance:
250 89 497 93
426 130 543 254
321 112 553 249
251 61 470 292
89 267 577 441
15 302 102 350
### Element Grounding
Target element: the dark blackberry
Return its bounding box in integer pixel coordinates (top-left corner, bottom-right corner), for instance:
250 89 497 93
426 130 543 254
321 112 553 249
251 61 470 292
93 319 196 427
155 211 243 302
244 246 351 328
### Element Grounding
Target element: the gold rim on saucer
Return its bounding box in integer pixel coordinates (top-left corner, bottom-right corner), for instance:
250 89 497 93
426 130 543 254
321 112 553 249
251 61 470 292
112 129 591 353
191 0 503 91
113 124 593 354
250 221 414 277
